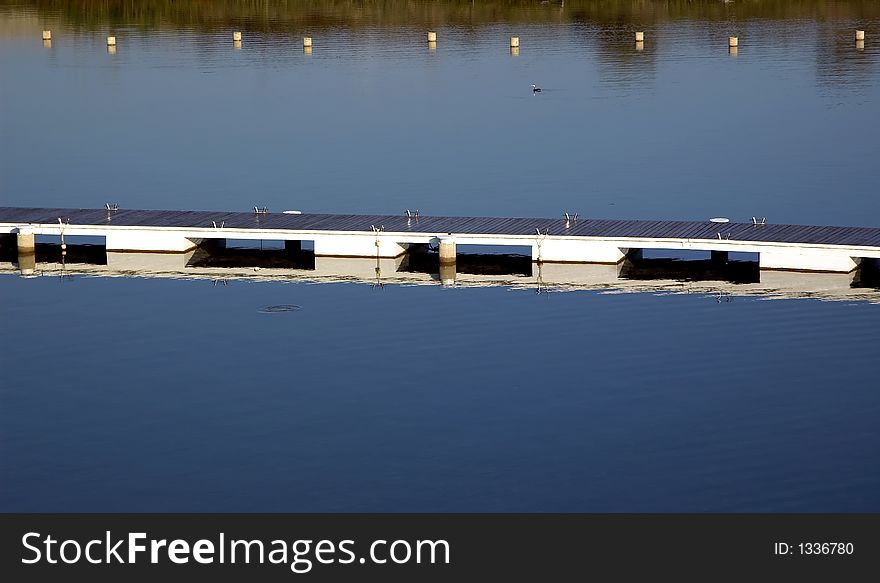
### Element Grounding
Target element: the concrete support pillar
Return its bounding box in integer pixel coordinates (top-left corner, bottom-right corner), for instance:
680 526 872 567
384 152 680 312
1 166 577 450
439 262 456 287
16 227 35 253
635 31 644 42
427 31 437 43
17 226 36 276
711 250 729 264
285 240 302 254
855 30 865 41
438 237 456 264
438 237 456 286
313 234 408 258
759 248 860 273
105 230 202 253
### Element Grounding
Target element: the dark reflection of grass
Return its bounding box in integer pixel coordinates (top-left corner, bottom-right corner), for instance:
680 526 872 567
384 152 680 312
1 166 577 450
34 243 108 265
619 257 760 284
853 259 880 289
13 0 880 31
187 246 316 270
0 235 16 262
402 250 532 276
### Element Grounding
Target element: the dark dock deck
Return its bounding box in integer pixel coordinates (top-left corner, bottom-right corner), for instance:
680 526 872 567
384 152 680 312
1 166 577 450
2 207 880 247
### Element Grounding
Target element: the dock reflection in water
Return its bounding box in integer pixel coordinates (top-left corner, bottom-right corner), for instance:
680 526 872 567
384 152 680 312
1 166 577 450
3 240 878 304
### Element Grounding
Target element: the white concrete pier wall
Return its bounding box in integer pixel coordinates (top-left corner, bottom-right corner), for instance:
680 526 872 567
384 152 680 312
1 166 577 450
759 248 860 273
106 250 197 271
313 235 409 258
3 217 878 274
534 239 630 264
534 262 624 285
105 230 203 253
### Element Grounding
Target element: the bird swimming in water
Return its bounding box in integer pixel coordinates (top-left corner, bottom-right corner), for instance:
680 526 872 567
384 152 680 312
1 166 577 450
532 84 542 93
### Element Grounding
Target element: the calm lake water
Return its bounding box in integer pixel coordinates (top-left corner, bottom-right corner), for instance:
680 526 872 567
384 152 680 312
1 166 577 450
1 0 879 512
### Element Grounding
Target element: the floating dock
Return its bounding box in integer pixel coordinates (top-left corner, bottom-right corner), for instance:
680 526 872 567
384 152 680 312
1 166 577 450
2 206 880 275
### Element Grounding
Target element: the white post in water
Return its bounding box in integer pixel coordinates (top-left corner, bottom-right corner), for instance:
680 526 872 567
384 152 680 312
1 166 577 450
427 31 437 43
510 36 519 48
107 36 116 46
855 30 865 41
438 236 456 286
635 31 644 42
303 36 312 48
42 30 51 40
439 262 456 287
728 36 738 48
233 31 242 42
16 226 36 276
439 236 456 263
